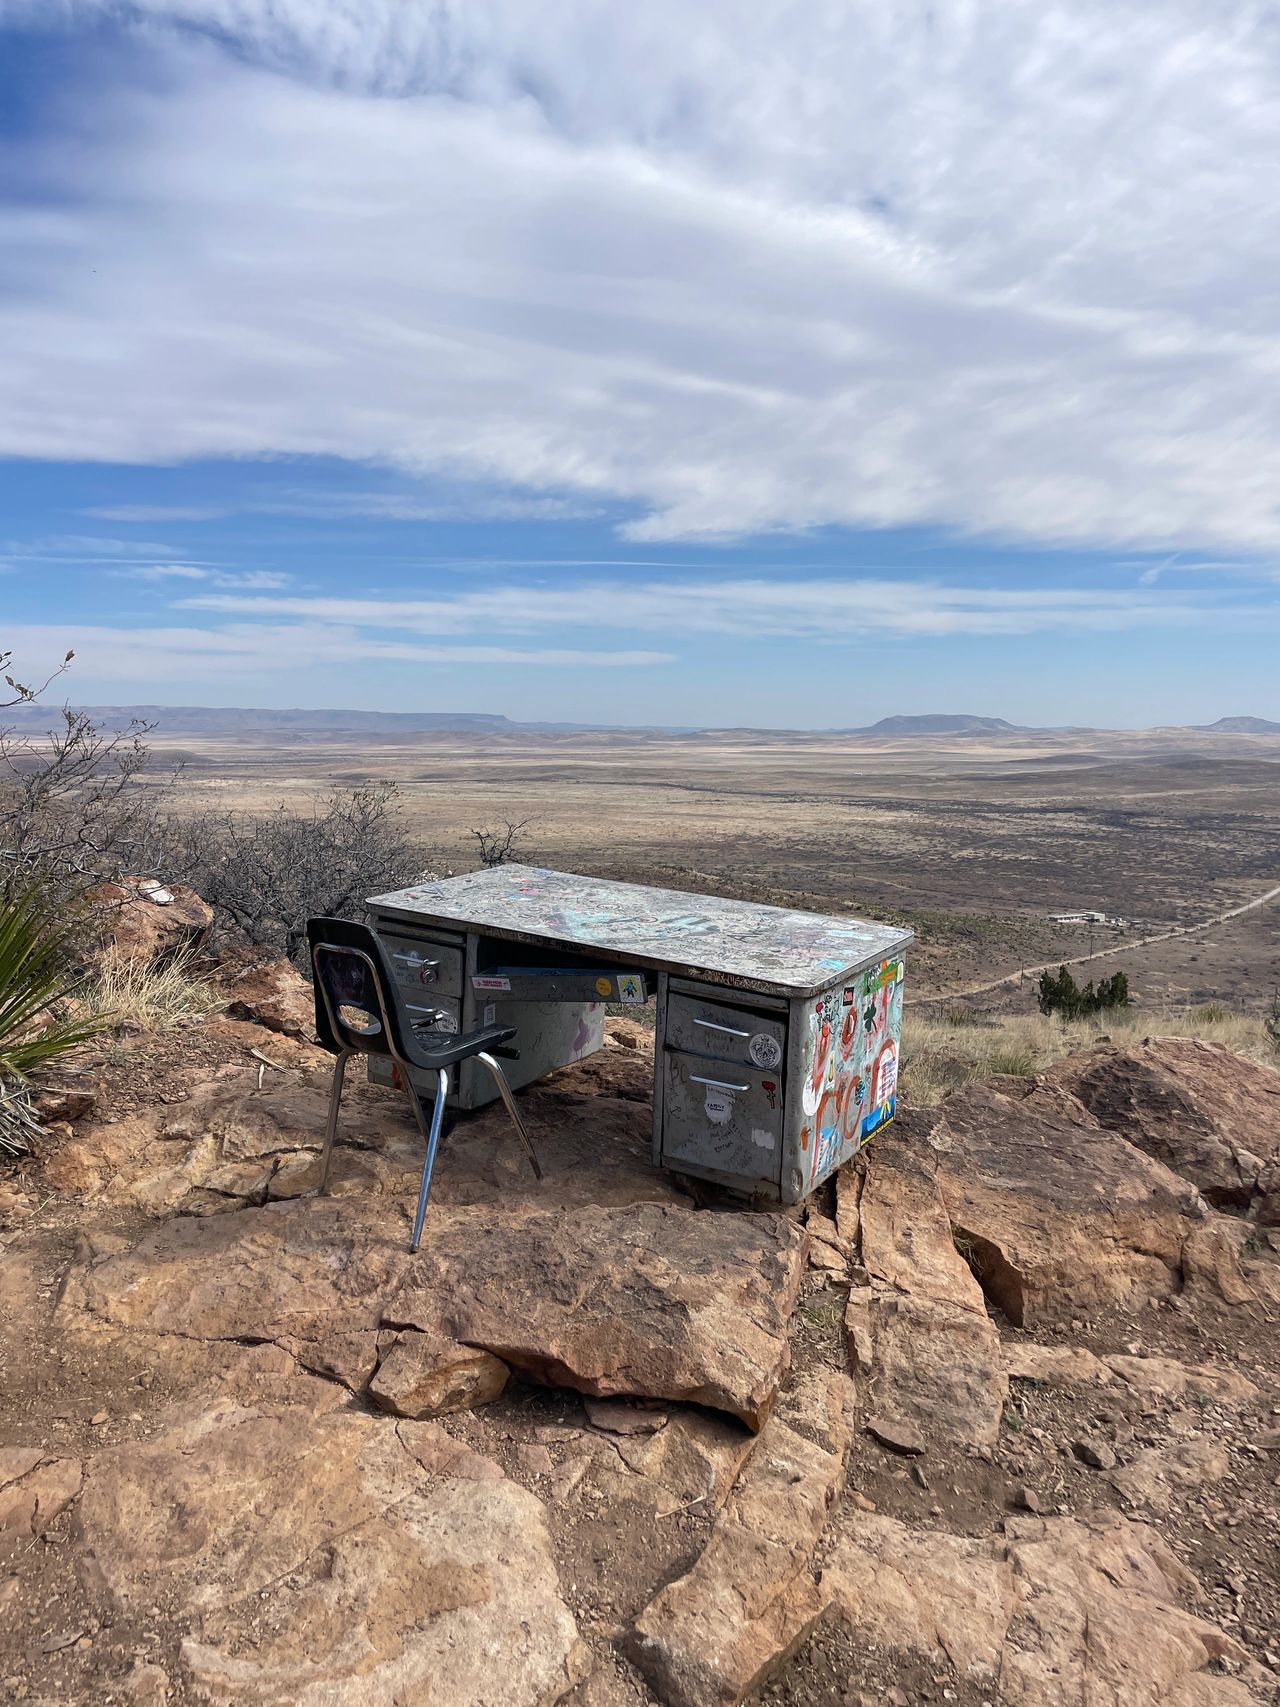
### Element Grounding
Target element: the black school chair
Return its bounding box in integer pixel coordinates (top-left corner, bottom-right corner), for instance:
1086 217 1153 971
306 916 542 1252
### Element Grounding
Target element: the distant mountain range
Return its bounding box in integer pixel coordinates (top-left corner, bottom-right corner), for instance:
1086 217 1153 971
4 704 1279 738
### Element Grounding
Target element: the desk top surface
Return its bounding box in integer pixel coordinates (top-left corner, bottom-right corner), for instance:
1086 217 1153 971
369 865 912 998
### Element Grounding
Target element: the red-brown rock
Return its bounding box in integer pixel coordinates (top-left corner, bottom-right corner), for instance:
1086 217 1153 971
1052 1037 1280 1220
84 876 214 970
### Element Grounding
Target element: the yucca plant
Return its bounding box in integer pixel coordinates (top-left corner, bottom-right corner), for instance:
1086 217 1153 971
0 875 108 1156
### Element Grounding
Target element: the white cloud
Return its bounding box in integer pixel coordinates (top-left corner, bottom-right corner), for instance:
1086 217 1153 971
1 3 1280 548
2 621 673 680
180 576 1266 640
112 565 295 588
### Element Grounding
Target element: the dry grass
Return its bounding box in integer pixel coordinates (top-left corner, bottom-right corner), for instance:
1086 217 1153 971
78 953 212 1035
902 1003 1280 1105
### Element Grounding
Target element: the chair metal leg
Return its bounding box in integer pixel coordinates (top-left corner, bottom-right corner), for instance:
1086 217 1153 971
475 1051 543 1181
408 1067 450 1254
317 1049 351 1195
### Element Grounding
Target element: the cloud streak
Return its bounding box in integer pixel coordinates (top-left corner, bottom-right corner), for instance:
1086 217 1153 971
180 576 1267 640
0 3 1278 550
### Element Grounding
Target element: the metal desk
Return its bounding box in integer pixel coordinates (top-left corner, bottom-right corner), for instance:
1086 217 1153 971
367 866 912 1204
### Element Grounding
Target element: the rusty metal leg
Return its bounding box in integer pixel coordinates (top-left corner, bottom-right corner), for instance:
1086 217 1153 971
317 1049 350 1195
409 1067 450 1254
475 1051 543 1181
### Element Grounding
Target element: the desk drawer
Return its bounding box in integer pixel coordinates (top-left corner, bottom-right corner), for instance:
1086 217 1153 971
664 990 786 1073
661 1050 783 1186
379 934 464 1000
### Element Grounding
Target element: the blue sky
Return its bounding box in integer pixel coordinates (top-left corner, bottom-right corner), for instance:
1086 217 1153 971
1 4 1278 728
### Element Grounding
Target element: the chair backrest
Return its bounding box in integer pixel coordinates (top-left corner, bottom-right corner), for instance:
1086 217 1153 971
306 916 415 1061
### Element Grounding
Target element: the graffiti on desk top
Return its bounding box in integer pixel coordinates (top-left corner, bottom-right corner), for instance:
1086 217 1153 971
801 957 905 1186
375 867 908 991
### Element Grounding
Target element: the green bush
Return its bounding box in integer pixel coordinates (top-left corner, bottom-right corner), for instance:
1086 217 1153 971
1037 965 1130 1020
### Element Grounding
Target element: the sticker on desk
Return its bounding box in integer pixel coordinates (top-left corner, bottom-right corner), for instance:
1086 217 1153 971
595 976 613 997
704 1088 735 1125
434 1011 458 1034
751 1127 775 1150
472 975 511 992
482 1003 496 1026
616 972 644 1005
748 1031 782 1070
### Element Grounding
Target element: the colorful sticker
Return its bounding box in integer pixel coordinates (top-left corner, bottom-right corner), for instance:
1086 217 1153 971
748 1031 783 1070
595 976 613 997
616 972 644 1004
472 975 511 992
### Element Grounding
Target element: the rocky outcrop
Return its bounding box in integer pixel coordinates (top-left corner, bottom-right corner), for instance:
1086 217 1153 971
1006 1342 1261 1405
84 876 214 969
77 1391 588 1705
385 1200 807 1429
64 1193 805 1428
824 1508 1263 1705
630 1372 853 1706
898 1078 1226 1323
222 955 316 1039
1052 1038 1280 1221
846 1131 1008 1449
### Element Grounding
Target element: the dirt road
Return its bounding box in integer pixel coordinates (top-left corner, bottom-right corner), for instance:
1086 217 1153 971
918 880 1280 1006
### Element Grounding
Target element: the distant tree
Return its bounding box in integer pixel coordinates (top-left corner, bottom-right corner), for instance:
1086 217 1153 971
1038 964 1130 1019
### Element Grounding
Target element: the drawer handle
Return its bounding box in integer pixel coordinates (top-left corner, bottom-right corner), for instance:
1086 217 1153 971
393 952 440 968
693 1018 750 1038
406 1002 446 1016
689 1074 751 1092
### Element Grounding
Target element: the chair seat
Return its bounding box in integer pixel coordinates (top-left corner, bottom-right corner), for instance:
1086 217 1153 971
402 1021 517 1073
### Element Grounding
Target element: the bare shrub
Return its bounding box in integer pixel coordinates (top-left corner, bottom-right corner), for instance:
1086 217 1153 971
191 783 429 964
470 817 535 868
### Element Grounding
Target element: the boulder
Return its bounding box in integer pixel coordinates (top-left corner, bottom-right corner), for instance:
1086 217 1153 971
369 1330 510 1418
386 1200 806 1429
1052 1038 1280 1219
899 1079 1219 1323
630 1372 853 1707
84 876 214 970
222 956 316 1039
78 1394 588 1705
824 1508 1262 1706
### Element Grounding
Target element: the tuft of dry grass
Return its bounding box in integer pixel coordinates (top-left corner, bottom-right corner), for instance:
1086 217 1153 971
78 953 212 1035
902 1003 1279 1105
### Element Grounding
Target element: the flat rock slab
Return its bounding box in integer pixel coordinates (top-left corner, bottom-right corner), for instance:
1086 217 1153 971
66 1194 805 1428
1052 1037 1280 1218
78 1394 587 1706
897 1078 1219 1323
1006 1342 1261 1406
825 1508 1263 1706
386 1201 806 1430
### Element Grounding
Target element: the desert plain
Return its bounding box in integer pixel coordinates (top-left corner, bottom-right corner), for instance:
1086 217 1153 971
150 719 1280 1010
